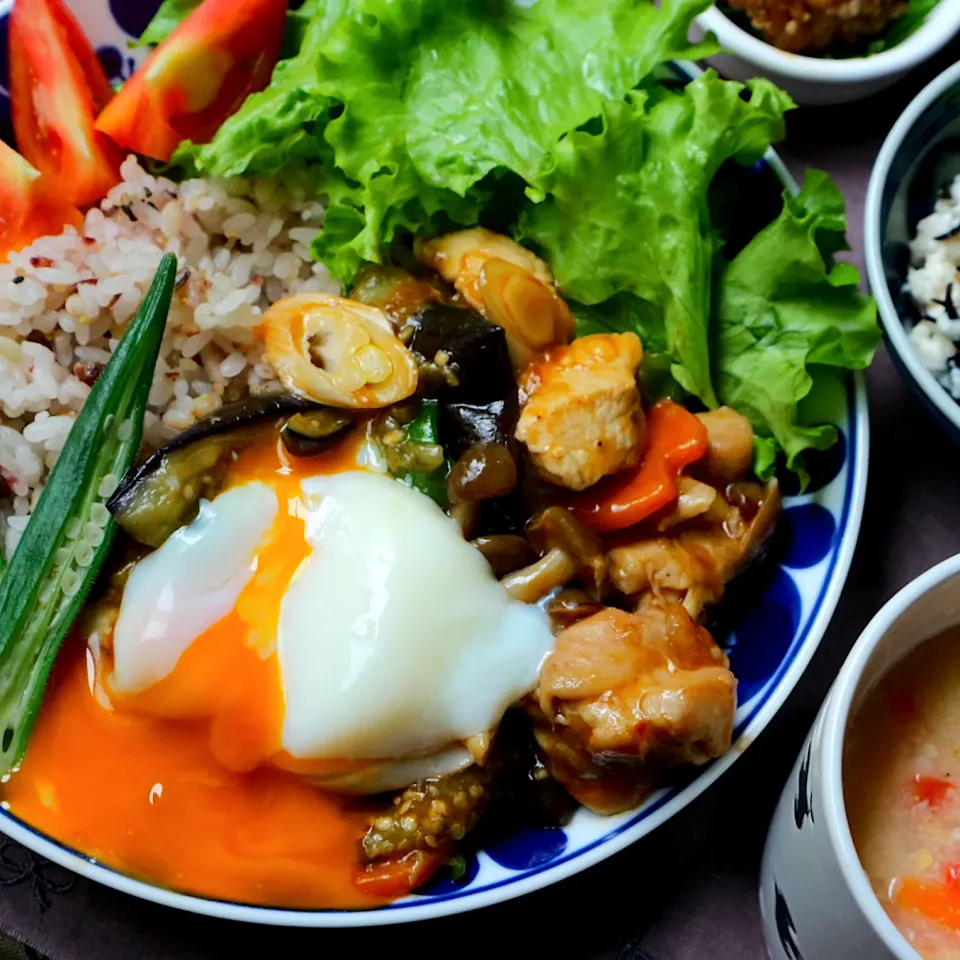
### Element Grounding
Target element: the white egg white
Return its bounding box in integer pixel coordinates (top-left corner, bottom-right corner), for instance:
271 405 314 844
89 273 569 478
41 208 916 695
111 482 278 696
279 472 554 764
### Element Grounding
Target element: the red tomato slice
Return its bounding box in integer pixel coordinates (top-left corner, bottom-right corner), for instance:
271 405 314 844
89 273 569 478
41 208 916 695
8 0 123 208
0 141 83 263
95 0 287 162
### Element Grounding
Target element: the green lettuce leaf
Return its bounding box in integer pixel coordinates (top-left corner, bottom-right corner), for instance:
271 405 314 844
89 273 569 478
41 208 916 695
518 74 793 406
713 170 880 481
136 0 201 46
172 0 717 280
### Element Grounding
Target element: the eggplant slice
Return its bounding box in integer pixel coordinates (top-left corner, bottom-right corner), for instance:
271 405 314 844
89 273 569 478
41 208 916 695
108 395 322 548
280 410 355 458
408 304 513 404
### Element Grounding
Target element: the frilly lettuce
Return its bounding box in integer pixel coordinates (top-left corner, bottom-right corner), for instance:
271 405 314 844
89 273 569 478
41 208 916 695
714 171 879 481
169 0 717 279
517 76 793 407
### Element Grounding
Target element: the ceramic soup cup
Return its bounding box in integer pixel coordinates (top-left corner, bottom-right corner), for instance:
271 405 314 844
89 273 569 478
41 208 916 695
760 553 960 960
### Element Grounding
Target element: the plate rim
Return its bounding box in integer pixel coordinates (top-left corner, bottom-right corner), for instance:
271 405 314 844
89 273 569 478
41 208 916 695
0 46 871 926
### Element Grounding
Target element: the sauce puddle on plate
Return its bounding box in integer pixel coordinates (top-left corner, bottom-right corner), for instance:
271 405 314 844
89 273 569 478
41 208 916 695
0 633 384 909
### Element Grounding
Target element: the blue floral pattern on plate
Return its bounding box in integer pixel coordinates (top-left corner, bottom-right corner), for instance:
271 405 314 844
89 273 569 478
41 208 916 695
0 0 869 926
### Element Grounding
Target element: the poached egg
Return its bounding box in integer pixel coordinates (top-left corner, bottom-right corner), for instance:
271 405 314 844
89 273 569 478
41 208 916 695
106 429 554 792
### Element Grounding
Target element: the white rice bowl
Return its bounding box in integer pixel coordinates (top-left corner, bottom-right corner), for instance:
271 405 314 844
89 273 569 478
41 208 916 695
0 156 340 560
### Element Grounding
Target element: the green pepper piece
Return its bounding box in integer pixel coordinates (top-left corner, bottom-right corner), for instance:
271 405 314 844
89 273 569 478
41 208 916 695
397 399 451 507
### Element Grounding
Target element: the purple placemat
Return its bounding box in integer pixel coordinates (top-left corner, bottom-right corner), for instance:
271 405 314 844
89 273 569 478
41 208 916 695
4 42 960 960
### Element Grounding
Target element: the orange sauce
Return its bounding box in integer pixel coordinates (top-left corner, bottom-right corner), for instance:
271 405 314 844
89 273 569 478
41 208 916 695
0 425 392 909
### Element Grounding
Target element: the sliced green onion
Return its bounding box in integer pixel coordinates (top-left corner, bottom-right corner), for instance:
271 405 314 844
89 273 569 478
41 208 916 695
0 254 177 775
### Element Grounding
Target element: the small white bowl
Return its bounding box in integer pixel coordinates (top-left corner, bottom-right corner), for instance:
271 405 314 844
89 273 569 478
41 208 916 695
864 58 960 443
760 553 960 960
690 1 960 106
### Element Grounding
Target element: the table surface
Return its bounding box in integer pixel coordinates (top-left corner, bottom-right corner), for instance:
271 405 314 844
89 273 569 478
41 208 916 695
5 43 960 960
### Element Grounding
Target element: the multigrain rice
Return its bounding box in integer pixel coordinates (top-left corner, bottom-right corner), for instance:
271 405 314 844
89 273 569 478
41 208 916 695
906 175 960 400
0 155 340 558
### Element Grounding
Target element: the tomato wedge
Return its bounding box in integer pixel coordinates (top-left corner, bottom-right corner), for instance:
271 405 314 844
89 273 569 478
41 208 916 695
95 0 287 162
0 140 83 263
9 0 123 208
568 400 709 533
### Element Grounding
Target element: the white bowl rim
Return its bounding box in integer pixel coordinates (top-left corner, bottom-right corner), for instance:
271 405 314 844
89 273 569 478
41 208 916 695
819 552 960 960
0 42 872 925
697 0 960 84
865 57 960 439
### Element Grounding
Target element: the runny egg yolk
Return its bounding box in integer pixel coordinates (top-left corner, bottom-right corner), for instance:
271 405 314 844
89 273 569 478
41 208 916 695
106 433 334 775
0 427 392 908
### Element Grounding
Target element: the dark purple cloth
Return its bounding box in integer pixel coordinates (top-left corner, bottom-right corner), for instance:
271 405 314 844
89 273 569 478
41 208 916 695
4 42 960 960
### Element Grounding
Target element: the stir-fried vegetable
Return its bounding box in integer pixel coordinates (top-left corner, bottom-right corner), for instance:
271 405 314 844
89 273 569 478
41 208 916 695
389 400 452 507
0 255 177 775
95 0 287 162
279 409 355 459
865 0 939 53
357 762 494 896
447 443 517 503
569 400 708 533
360 764 493 863
108 395 317 548
408 305 514 404
9 0 122 207
0 142 82 264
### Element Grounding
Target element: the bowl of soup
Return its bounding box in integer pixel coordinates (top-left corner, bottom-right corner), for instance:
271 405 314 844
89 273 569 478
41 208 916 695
761 553 960 960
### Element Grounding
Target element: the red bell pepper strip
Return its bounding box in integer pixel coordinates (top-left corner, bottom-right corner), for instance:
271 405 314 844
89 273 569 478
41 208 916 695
0 141 83 263
95 0 287 162
569 399 708 533
9 0 123 208
354 851 443 899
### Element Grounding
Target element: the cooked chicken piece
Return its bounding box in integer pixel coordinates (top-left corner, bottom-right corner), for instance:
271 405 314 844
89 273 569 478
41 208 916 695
726 0 904 53
696 407 755 482
528 602 736 814
608 478 780 619
415 228 575 370
516 333 645 491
